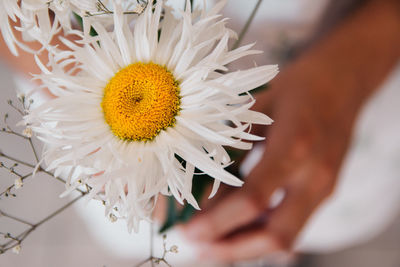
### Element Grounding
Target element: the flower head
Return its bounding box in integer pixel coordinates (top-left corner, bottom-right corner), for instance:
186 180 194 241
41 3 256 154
12 244 21 254
25 0 278 231
19 0 97 46
14 178 24 189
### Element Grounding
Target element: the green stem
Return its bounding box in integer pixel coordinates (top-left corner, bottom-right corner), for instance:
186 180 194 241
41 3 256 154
232 0 264 50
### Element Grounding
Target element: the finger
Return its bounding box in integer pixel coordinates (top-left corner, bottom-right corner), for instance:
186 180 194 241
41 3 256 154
152 195 167 224
200 183 234 209
198 228 281 262
199 164 333 263
182 138 289 242
182 190 261 241
265 165 334 249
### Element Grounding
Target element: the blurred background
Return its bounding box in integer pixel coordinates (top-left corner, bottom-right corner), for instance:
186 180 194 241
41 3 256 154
1 0 400 266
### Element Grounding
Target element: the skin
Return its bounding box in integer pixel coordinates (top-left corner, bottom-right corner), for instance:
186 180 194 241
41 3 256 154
1 0 400 263
0 18 80 81
181 0 400 263
0 30 43 79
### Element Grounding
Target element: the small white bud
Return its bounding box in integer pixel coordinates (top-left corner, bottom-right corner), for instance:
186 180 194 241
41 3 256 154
22 127 32 138
12 244 21 254
170 245 178 253
134 4 145 14
17 93 25 102
53 0 68 10
14 178 23 189
109 213 117 223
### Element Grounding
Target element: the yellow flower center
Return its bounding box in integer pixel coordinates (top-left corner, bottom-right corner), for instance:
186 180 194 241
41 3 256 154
101 62 180 141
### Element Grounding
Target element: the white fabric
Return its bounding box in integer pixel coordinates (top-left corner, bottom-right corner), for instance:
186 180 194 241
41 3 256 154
296 63 400 252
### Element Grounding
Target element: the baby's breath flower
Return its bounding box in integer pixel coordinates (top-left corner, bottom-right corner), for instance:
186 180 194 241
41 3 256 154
12 244 21 254
17 93 25 102
14 178 23 189
132 3 145 14
22 127 33 138
170 245 178 253
109 213 118 223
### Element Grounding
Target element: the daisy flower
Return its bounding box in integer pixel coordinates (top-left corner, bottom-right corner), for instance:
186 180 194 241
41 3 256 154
18 0 98 46
0 0 99 55
25 0 278 231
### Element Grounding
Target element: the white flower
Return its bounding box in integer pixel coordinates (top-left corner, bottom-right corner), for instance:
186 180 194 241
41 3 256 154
170 245 178 253
12 244 21 254
19 0 96 45
22 127 33 138
17 93 25 102
25 0 278 231
14 178 24 189
0 0 146 55
109 213 118 223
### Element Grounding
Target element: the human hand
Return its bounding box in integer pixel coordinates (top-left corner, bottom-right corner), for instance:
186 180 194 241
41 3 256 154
180 0 400 262
180 54 361 262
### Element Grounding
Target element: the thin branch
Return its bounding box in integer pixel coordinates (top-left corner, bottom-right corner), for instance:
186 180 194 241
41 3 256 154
0 152 86 196
7 100 24 117
0 129 28 139
85 10 146 17
0 114 28 139
41 173 86 194
0 232 21 250
232 0 263 50
134 257 152 267
35 194 85 227
28 138 39 163
1 228 31 251
1 112 28 140
97 0 112 13
154 258 172 267
0 232 20 243
85 0 147 17
0 167 86 197
0 151 35 168
0 162 24 178
0 97 90 253
0 210 34 227
134 257 172 267
0 194 85 251
134 234 176 267
150 222 155 267
0 173 32 198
